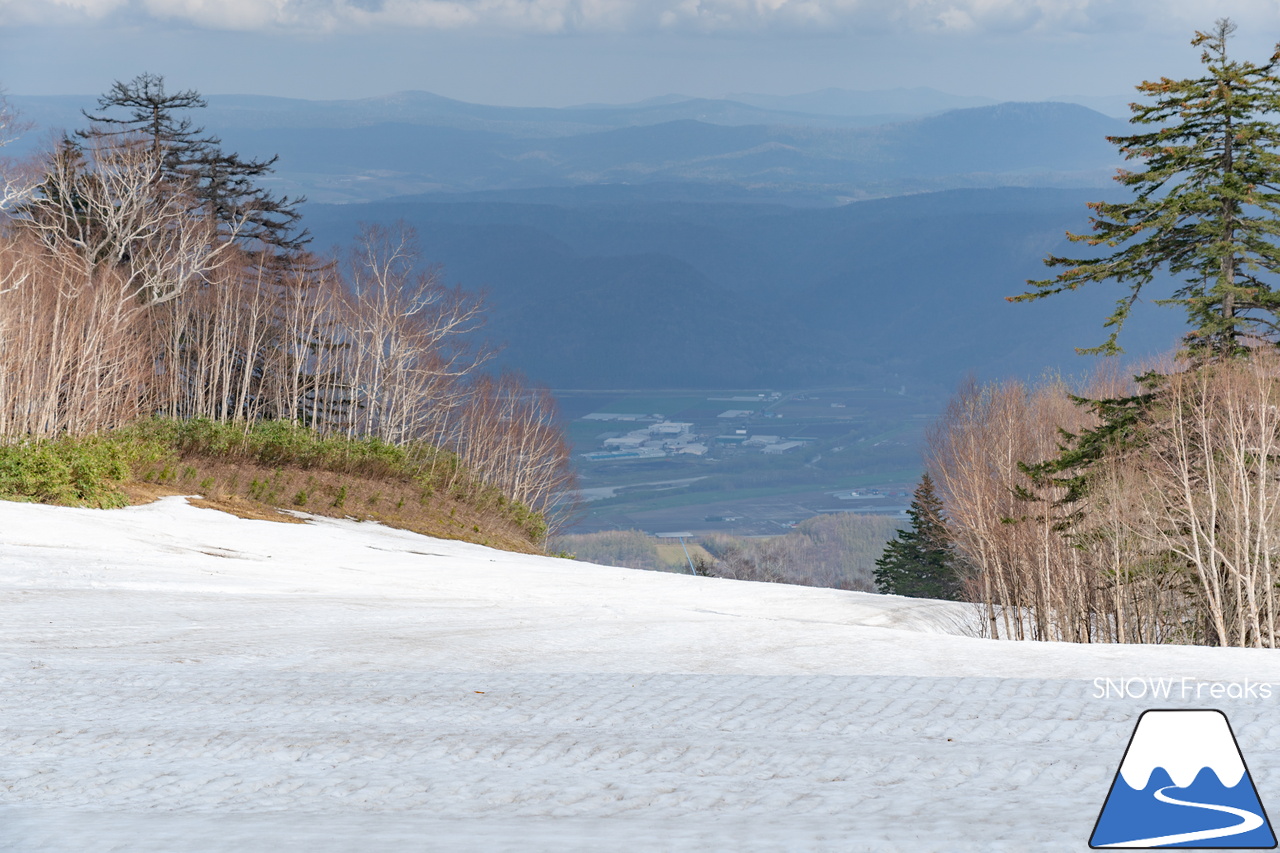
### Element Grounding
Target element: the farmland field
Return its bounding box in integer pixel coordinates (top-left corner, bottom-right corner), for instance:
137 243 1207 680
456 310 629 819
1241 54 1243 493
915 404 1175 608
554 387 943 535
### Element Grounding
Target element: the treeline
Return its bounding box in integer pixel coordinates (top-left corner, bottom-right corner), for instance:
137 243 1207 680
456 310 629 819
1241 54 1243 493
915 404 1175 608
0 76 572 529
926 355 1280 647
553 512 903 591
909 22 1280 647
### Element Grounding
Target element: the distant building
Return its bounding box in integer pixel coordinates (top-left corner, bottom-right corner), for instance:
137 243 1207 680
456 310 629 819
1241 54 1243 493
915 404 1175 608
581 448 668 462
603 436 647 449
649 422 693 437
762 441 804 454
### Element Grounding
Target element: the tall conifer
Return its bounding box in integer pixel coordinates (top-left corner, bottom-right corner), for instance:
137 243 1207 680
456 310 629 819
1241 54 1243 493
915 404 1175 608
1013 19 1280 358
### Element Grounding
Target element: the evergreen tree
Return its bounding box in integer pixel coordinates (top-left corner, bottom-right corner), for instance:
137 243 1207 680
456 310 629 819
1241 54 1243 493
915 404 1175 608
80 73 206 163
874 474 963 600
1014 21 1280 515
1013 20 1280 358
79 72 307 252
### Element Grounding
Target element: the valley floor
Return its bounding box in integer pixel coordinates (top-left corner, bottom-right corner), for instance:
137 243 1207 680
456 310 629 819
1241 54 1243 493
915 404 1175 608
2 498 1279 851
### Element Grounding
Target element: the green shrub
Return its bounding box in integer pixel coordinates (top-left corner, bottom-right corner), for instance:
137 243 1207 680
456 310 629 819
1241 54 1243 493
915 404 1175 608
0 433 165 508
0 417 548 546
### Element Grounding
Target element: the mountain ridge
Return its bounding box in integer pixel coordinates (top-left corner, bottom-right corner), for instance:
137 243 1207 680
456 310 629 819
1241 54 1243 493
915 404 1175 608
302 186 1186 390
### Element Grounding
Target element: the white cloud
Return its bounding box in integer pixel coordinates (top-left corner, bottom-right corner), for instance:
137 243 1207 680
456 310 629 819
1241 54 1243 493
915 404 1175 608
0 0 128 24
0 0 1269 36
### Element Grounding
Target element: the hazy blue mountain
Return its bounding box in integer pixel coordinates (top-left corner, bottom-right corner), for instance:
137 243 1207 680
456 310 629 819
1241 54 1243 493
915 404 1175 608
1046 93 1134 118
302 187 1186 390
724 87 998 117
6 89 880 145
195 101 1125 203
198 92 871 133
8 91 1126 202
874 102 1122 175
3 95 88 148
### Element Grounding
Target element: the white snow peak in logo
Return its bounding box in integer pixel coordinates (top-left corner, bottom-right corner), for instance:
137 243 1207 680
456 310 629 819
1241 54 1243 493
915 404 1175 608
1090 709 1276 849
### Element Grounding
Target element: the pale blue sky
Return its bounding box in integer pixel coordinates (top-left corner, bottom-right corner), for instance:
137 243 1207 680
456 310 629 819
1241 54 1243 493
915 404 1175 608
2 0 1279 105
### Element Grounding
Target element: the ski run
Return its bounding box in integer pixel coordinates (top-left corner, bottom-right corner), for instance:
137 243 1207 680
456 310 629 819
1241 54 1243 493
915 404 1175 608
3 496 1279 851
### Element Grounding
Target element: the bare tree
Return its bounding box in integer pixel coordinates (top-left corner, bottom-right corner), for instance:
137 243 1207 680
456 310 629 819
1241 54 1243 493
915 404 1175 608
0 91 17 148
927 373 1132 641
0 91 36 216
337 224 485 444
925 352 1280 647
1127 354 1280 646
452 372 576 525
13 135 240 306
1 130 574 542
0 232 153 438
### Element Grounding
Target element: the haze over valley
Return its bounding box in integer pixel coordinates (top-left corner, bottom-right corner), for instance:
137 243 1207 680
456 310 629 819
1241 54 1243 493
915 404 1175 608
7 85 1191 535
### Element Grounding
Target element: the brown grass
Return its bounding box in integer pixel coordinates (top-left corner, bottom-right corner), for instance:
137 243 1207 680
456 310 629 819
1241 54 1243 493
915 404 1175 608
186 495 310 524
118 481 185 505
132 455 541 554
119 481 306 523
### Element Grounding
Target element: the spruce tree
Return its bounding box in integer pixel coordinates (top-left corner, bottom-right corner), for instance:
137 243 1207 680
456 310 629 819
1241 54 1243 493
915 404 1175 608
1013 19 1280 358
1013 21 1280 515
874 474 963 600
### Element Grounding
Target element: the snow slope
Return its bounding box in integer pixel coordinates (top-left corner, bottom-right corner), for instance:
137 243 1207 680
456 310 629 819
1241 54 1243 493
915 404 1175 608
2 497 1279 851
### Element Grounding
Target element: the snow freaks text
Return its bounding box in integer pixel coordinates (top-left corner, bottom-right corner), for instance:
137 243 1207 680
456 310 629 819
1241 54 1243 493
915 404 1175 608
1093 678 1274 701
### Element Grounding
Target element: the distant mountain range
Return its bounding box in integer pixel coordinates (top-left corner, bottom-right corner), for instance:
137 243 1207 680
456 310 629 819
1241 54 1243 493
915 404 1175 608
722 87 999 117
8 86 1173 391
8 85 1024 135
212 101 1126 204
10 89 1128 203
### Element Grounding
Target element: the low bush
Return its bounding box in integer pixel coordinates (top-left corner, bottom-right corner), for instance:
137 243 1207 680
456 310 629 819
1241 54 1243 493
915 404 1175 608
0 433 167 508
0 418 549 551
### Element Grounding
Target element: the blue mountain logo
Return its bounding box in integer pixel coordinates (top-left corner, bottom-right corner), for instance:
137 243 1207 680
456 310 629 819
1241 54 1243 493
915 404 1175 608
1091 709 1276 848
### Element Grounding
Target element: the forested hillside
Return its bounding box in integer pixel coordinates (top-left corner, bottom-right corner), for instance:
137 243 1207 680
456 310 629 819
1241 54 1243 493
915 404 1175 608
303 187 1186 389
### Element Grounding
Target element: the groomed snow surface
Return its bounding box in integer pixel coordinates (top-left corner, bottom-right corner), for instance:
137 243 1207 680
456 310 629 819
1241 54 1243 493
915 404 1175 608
2 497 1279 852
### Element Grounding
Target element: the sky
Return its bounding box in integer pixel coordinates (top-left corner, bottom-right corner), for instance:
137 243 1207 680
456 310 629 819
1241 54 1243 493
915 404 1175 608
2 0 1280 106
